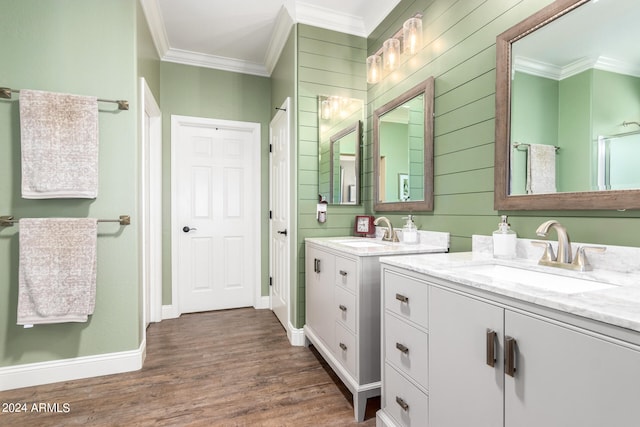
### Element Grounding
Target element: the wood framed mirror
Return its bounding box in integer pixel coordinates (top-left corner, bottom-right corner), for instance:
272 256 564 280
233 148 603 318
373 77 434 212
495 0 640 210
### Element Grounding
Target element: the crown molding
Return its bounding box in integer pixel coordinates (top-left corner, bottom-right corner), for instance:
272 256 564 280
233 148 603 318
515 55 640 81
139 0 170 58
264 6 295 76
162 49 269 77
295 1 366 37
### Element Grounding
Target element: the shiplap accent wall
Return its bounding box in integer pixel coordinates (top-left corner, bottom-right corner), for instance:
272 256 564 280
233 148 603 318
292 0 640 328
295 24 367 327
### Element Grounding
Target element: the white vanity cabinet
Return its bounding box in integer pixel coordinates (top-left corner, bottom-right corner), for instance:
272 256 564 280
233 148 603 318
304 235 450 422
304 242 382 422
377 262 640 427
430 285 640 427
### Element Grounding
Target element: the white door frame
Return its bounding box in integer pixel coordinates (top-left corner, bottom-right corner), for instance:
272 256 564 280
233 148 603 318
170 115 262 316
140 77 162 328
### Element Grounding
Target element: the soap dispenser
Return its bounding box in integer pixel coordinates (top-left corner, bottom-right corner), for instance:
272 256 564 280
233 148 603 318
493 215 517 259
402 215 419 244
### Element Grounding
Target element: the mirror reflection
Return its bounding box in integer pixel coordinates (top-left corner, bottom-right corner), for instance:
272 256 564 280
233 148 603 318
378 94 424 202
318 96 364 205
509 0 640 195
373 77 434 212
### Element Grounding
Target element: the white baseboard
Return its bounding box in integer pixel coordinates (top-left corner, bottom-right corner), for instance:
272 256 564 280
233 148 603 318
288 322 305 346
162 304 180 320
0 339 146 392
254 295 270 310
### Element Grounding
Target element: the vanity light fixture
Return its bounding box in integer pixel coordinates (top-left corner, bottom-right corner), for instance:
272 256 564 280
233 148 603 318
366 55 382 84
403 17 423 55
320 98 332 120
366 13 423 84
383 38 401 71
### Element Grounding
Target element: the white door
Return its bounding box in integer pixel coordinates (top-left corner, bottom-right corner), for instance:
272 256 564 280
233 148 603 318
172 115 261 314
270 98 291 331
140 78 162 327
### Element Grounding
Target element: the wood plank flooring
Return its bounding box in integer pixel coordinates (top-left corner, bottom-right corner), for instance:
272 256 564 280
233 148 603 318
0 308 379 426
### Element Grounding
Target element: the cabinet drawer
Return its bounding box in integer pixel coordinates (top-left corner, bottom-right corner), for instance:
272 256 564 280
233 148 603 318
335 256 357 293
335 322 357 377
385 313 428 388
384 270 428 328
384 363 428 427
335 285 357 333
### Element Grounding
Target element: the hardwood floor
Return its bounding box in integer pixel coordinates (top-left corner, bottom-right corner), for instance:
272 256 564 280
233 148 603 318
0 308 379 426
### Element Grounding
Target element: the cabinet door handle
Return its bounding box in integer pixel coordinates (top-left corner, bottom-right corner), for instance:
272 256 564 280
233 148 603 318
396 343 409 354
486 329 497 367
339 342 347 351
505 336 517 377
395 293 409 303
339 270 348 277
314 258 321 273
395 396 409 411
338 304 347 312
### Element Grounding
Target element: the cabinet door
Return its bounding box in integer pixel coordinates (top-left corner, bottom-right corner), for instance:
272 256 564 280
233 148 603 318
429 287 504 427
305 246 335 346
504 311 640 427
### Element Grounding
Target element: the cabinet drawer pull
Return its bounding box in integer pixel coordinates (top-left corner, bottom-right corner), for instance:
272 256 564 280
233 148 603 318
339 270 348 277
339 304 347 312
486 329 497 367
505 336 517 377
339 342 347 351
396 342 409 354
395 293 409 303
314 258 321 273
395 396 409 411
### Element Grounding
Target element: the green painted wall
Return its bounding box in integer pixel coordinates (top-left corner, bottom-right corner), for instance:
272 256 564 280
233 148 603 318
159 62 272 304
364 0 640 260
294 24 367 328
0 0 141 367
136 0 161 101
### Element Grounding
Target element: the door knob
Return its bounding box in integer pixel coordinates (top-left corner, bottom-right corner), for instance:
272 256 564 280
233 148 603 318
277 229 288 236
182 226 197 233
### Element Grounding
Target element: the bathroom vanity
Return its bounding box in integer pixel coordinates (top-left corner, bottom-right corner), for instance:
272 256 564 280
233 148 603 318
376 236 640 427
304 234 449 422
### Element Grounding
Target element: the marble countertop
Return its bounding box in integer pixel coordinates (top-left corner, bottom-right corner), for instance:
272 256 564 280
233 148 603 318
380 251 640 333
305 233 449 257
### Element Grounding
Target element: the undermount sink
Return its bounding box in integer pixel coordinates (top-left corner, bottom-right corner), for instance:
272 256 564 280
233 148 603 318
454 263 617 294
331 240 387 248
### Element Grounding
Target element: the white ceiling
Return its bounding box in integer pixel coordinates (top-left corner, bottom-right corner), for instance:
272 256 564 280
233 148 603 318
140 0 401 77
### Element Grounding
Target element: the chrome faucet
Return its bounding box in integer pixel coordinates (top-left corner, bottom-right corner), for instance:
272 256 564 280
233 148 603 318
533 220 606 271
374 216 399 242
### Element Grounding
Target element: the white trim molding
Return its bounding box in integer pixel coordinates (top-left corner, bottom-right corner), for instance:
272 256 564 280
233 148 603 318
0 340 146 391
289 323 306 346
162 48 270 77
139 0 170 58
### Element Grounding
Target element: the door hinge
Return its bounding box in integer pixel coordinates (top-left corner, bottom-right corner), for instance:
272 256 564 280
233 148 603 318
269 276 273 287
269 210 273 219
269 143 273 153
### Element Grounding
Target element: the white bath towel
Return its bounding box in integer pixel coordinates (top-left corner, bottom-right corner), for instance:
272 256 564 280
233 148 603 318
17 218 98 325
526 143 556 194
19 89 99 199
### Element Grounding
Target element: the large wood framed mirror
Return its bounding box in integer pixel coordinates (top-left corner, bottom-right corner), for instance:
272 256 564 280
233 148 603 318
373 77 434 212
495 0 640 210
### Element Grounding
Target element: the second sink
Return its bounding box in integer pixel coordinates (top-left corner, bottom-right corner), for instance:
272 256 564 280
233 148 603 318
453 263 617 294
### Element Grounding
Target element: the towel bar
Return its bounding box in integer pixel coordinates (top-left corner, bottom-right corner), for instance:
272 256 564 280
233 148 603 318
0 215 131 227
0 87 129 110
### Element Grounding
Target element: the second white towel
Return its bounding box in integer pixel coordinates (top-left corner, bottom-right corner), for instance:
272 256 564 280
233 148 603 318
17 218 98 325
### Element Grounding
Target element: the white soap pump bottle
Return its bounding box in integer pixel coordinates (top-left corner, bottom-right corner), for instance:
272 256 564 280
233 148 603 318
402 215 419 244
493 215 517 259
